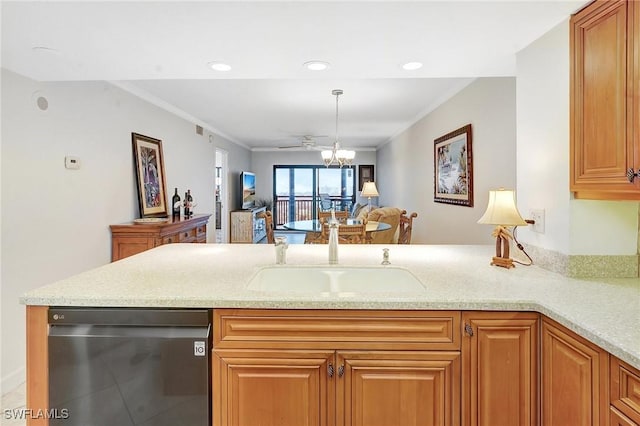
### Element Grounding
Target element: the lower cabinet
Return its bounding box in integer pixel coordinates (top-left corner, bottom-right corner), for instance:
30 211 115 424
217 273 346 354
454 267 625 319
213 349 334 426
611 407 638 426
212 309 461 426
541 317 610 426
337 351 460 426
610 357 640 425
461 311 539 426
212 309 638 426
214 349 460 426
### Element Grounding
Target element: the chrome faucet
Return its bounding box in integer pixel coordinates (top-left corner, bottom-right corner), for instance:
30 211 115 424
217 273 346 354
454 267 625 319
275 236 288 265
328 221 339 264
381 248 390 265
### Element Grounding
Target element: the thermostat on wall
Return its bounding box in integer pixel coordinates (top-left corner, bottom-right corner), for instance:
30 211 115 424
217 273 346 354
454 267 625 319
64 156 81 170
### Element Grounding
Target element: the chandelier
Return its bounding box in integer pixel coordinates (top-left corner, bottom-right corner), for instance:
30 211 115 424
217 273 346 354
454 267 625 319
321 89 355 167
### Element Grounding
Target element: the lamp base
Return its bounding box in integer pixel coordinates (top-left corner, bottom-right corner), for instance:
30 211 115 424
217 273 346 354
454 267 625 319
490 256 515 269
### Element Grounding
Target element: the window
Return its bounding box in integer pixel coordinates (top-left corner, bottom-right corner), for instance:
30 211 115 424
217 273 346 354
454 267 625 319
273 165 355 226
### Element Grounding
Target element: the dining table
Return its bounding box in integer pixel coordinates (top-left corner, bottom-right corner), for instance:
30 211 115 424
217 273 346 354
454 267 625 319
282 219 391 243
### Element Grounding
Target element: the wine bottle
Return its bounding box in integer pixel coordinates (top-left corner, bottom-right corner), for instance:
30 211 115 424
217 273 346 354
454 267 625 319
186 190 193 217
172 188 181 219
184 191 190 217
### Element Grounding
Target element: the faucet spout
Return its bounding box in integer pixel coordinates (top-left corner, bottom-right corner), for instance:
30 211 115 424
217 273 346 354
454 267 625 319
328 221 339 264
275 236 288 265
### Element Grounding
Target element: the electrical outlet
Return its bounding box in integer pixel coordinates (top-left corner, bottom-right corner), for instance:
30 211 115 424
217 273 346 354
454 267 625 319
529 209 545 233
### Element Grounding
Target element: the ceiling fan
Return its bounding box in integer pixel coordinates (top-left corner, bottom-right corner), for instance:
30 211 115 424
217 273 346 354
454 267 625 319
278 135 330 150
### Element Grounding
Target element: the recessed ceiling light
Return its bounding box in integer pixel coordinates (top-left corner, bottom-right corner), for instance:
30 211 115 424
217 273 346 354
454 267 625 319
304 61 330 71
402 62 423 71
208 62 232 72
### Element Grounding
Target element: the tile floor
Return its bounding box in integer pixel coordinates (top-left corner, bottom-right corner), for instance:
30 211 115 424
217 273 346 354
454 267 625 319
2 382 26 426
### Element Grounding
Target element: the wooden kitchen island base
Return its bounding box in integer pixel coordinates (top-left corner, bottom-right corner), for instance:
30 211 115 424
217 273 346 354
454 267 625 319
26 306 640 426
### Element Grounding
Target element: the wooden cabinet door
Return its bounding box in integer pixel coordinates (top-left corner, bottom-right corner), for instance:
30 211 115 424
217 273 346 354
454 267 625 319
336 351 460 426
541 318 609 426
213 349 334 426
571 0 640 199
461 312 538 426
111 236 155 261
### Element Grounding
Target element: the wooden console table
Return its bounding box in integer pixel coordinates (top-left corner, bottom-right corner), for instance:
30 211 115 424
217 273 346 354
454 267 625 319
110 214 211 262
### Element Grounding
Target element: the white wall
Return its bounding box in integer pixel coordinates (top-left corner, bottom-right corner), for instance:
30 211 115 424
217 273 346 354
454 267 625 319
0 69 250 392
516 20 639 256
251 150 377 205
377 77 517 245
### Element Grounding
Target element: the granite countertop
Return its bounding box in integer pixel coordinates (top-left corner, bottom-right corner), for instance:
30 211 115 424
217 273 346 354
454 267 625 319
21 243 640 369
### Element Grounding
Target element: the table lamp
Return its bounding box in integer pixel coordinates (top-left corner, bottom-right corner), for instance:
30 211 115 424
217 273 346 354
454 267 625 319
477 188 528 269
361 181 379 213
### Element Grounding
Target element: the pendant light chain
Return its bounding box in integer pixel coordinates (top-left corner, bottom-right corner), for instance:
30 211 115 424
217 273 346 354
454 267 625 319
321 89 354 167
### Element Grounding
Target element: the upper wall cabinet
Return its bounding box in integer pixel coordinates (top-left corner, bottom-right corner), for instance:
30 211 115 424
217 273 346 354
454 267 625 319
570 0 640 200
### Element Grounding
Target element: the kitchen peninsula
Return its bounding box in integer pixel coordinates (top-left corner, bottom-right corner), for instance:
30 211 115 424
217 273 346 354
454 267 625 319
22 244 640 426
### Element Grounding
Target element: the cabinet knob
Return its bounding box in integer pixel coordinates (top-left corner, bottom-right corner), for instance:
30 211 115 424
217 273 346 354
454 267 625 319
464 323 474 337
328 363 334 378
338 364 345 378
627 168 640 183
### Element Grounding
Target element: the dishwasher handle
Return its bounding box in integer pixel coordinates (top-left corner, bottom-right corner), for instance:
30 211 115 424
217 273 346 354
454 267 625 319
48 308 211 327
49 323 211 340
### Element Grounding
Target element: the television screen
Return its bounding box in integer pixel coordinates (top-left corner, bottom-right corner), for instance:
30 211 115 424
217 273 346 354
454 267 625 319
241 171 256 209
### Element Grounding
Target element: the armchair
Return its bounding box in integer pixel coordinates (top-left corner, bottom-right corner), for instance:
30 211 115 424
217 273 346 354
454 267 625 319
364 207 403 244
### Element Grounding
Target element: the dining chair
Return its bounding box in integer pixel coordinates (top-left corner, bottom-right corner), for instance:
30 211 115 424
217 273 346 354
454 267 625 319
319 193 333 211
398 210 418 244
257 211 275 244
304 232 323 244
318 210 349 223
319 222 367 244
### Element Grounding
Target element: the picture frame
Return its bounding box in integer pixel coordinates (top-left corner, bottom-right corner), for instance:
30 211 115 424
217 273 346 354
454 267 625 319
132 132 169 217
358 165 374 191
434 124 473 207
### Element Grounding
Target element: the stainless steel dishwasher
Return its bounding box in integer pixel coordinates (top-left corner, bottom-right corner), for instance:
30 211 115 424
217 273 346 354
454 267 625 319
48 308 211 426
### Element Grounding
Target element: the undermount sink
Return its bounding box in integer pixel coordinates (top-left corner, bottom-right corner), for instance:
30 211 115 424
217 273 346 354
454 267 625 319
247 265 426 295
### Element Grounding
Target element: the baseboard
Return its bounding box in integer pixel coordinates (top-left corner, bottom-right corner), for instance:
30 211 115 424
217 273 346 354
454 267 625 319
1 367 25 396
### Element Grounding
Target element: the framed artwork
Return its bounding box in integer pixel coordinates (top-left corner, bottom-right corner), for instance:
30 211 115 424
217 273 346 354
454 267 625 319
358 165 374 191
132 132 169 217
434 124 473 207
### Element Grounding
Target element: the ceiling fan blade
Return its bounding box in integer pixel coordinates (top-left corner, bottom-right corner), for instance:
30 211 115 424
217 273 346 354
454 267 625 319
292 134 329 139
278 145 302 149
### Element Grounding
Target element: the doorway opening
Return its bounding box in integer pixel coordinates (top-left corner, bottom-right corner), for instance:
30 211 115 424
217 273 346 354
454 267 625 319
215 148 229 243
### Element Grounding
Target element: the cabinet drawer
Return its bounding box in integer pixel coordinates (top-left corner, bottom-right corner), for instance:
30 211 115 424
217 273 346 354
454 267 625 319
611 406 638 426
196 224 207 238
612 357 640 424
178 228 196 242
214 309 460 350
161 233 179 244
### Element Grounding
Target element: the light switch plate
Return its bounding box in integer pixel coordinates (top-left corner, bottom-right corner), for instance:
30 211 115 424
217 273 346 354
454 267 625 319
64 156 81 170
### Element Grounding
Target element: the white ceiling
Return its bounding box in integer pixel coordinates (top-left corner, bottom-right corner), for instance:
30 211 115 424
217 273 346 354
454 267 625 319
2 1 588 150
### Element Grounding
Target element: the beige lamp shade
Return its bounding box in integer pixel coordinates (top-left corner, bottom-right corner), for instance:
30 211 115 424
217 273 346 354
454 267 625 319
361 181 379 198
477 189 527 226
